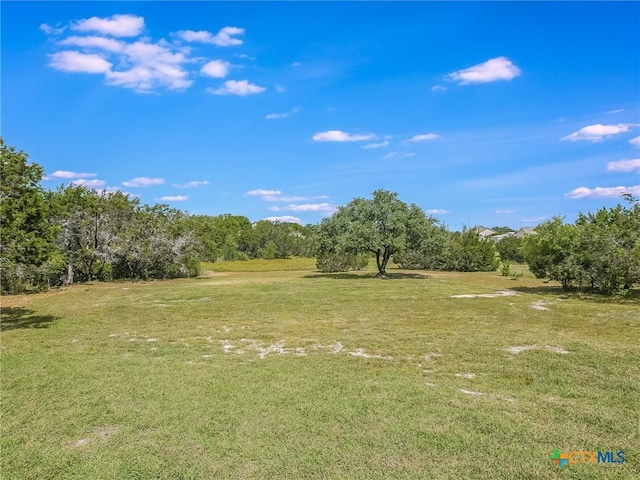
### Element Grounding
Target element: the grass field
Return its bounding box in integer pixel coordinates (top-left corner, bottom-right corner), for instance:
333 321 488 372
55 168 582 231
2 260 639 479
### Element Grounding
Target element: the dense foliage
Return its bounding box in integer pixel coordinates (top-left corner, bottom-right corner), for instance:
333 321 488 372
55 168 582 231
0 139 313 293
522 195 640 293
314 190 442 276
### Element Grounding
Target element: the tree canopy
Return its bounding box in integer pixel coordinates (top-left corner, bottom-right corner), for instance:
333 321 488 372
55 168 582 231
315 190 440 276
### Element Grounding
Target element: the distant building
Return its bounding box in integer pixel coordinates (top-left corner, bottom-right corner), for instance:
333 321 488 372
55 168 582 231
472 226 496 238
490 232 515 243
515 227 537 238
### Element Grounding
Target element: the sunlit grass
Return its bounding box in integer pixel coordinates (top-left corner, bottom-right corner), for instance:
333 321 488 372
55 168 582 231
2 262 639 479
202 257 317 272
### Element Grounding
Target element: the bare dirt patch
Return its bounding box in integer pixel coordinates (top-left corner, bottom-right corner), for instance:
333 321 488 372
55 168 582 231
506 345 569 354
459 389 483 396
451 289 518 298
530 300 549 311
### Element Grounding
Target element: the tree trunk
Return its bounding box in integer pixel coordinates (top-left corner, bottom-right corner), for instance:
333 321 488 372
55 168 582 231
64 262 74 286
377 247 392 277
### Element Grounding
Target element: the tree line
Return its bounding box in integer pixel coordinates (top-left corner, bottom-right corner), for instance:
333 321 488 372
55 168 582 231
0 139 313 293
2 139 638 294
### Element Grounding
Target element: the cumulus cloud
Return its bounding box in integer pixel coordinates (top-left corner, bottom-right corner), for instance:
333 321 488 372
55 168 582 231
201 60 230 78
362 140 389 149
263 216 303 224
71 178 106 187
265 107 300 120
171 180 210 188
43 170 97 180
49 51 112 73
383 152 415 160
426 209 451 214
122 177 165 187
72 14 145 37
312 130 375 142
606 159 640 172
561 123 634 142
247 189 282 196
407 133 440 142
448 57 521 84
176 26 245 46
60 35 126 52
49 32 192 91
157 195 188 202
565 185 640 199
207 80 266 96
44 15 252 92
630 136 640 147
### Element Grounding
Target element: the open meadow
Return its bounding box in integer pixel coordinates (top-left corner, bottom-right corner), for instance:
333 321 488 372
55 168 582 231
2 259 639 479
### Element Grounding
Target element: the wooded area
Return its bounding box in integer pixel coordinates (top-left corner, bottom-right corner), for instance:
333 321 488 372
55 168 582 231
2 138 638 294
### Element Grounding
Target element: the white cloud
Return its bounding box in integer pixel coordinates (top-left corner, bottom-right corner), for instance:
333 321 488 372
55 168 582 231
263 216 303 224
49 32 193 92
270 203 335 213
630 136 640 147
207 80 266 96
291 62 302 67
171 180 210 188
263 195 326 202
105 41 192 91
265 107 300 120
407 133 440 142
362 140 389 149
312 130 375 142
71 178 106 187
157 195 188 202
122 177 165 187
561 123 634 142
565 185 640 199
59 35 125 52
431 85 447 92
201 60 230 78
40 23 67 35
383 152 415 160
448 57 521 85
606 159 640 172
72 14 145 38
49 51 112 73
607 109 624 114
43 170 97 180
176 27 245 46
426 209 451 215
247 189 282 196
522 216 547 223
496 209 516 215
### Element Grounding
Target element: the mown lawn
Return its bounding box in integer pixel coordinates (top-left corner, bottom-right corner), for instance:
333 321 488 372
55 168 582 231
1 260 639 479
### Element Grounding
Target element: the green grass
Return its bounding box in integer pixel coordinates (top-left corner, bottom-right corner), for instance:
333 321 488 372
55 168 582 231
203 257 317 272
2 261 639 479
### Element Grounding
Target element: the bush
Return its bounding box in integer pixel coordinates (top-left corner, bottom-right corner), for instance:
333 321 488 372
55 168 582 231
316 252 369 273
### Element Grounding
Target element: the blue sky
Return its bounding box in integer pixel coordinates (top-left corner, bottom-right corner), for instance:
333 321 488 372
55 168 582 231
3 1 639 229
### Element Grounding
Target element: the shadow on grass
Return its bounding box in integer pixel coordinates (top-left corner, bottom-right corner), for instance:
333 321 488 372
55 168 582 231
304 272 432 280
511 286 640 305
0 307 58 331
